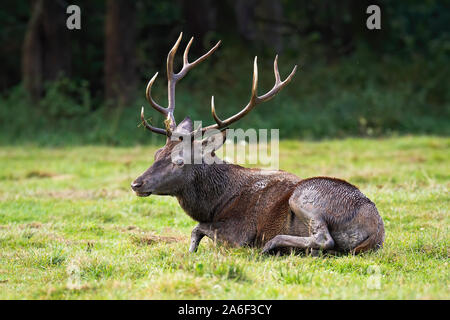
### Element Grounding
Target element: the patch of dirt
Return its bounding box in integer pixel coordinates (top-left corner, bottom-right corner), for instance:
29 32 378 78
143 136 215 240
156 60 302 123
130 232 183 246
21 222 43 229
38 189 126 200
395 154 427 163
50 174 73 181
123 225 142 232
25 171 58 179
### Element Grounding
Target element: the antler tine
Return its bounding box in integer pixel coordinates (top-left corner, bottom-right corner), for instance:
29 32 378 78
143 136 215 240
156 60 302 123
274 54 281 84
167 32 183 81
140 107 167 136
177 39 221 80
203 55 297 132
259 56 297 102
211 96 223 127
145 72 167 116
251 56 259 102
183 37 194 67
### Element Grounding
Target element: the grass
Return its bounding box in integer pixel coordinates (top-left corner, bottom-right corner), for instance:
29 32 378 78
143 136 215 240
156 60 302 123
0 135 448 299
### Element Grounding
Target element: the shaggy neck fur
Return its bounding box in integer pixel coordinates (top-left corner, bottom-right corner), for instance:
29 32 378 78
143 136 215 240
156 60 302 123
176 162 241 222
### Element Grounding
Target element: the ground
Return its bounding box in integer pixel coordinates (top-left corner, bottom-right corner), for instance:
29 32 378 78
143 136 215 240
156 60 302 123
0 136 448 299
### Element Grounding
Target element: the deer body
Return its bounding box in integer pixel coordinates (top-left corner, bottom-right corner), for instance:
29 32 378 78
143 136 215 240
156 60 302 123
131 33 385 255
170 162 384 254
176 164 302 249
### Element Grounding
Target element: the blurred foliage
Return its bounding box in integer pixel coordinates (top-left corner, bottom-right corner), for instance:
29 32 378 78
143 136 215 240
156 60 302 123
0 0 449 145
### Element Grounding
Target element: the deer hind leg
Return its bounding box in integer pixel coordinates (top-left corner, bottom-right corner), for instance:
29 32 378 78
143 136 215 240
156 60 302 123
262 200 335 255
261 226 335 254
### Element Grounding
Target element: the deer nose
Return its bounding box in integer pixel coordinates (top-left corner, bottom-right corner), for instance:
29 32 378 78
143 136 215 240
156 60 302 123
131 181 143 190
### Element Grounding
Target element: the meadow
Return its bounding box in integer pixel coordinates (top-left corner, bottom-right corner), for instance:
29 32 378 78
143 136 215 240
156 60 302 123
0 136 448 299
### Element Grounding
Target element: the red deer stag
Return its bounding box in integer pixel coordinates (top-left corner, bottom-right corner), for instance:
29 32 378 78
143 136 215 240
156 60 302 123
131 33 385 255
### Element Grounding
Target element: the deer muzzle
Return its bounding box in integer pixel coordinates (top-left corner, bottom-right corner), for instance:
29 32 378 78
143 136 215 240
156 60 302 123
131 180 152 197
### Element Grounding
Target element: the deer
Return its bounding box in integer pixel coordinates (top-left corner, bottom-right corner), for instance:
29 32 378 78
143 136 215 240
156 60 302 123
131 33 385 255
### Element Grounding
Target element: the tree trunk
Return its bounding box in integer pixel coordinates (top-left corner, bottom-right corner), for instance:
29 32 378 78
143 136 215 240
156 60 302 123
104 0 137 107
260 0 284 53
233 0 258 42
181 0 217 50
233 0 284 52
22 0 71 102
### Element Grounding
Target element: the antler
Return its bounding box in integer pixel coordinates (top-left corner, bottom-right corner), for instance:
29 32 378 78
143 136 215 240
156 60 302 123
141 32 221 136
202 55 297 132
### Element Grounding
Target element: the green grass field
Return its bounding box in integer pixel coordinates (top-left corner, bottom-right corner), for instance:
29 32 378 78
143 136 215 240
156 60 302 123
0 136 448 299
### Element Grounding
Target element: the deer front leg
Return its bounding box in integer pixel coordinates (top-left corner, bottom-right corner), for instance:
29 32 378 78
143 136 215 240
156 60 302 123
189 223 220 253
189 225 204 253
189 220 254 252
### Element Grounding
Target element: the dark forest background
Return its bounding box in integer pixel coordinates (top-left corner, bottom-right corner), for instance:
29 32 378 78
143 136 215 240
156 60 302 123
0 0 449 145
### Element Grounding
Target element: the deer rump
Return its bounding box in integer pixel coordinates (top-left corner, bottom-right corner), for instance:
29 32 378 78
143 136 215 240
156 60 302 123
131 33 385 255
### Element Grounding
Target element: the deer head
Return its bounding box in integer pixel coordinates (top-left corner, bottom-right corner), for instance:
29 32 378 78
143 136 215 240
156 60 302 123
131 33 297 197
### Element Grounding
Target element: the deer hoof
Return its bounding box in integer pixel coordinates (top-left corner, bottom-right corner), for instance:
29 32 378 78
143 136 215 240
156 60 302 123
262 240 277 254
188 244 198 253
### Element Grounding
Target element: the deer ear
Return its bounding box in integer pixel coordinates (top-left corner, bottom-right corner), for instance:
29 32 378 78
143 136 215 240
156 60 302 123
174 116 193 135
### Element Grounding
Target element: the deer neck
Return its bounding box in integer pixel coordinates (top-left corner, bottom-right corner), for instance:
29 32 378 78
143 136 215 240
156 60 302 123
176 163 237 222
